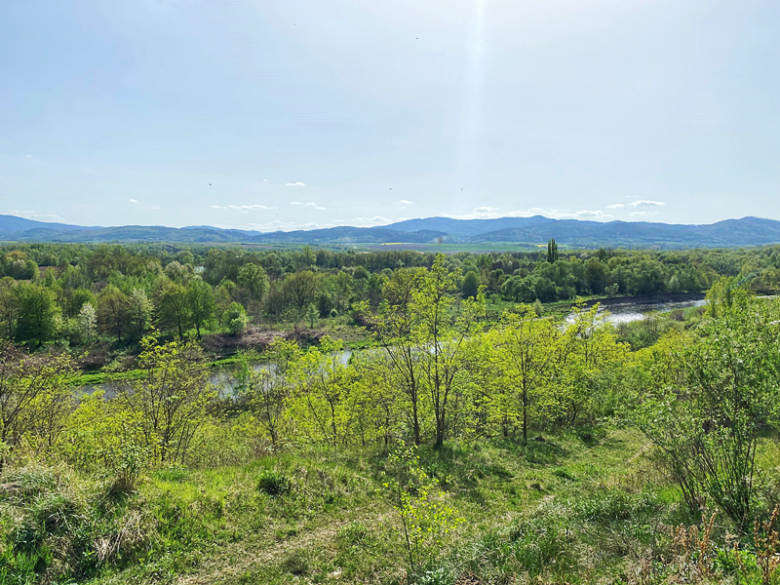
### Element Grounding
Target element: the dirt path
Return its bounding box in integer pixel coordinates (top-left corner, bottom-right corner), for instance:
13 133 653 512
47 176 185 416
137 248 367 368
178 511 387 585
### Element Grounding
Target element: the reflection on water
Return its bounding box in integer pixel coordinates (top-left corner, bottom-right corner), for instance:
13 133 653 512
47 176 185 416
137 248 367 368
81 350 353 398
207 350 352 388
565 299 707 325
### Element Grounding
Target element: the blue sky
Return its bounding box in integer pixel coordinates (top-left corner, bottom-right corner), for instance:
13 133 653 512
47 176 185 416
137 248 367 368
1 0 777 230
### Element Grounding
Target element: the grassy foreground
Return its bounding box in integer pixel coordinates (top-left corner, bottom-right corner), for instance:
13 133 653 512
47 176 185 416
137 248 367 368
4 428 778 585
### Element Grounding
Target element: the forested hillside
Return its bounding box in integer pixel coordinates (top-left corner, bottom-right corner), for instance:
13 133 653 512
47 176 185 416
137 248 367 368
2 244 780 585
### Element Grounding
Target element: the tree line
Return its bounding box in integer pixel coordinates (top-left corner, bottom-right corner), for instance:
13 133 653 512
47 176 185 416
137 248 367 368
1 243 780 350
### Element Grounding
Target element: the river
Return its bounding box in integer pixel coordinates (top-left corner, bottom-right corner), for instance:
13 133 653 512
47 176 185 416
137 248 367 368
565 297 707 325
82 297 709 397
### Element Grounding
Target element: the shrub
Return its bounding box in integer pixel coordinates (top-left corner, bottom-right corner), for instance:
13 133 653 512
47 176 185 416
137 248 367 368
223 302 248 335
336 521 371 550
257 469 291 496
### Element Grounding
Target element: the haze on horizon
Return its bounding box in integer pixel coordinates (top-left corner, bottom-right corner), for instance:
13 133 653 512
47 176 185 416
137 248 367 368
1 0 778 232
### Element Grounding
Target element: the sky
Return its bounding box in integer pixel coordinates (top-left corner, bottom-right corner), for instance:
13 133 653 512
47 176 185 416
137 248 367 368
0 0 778 231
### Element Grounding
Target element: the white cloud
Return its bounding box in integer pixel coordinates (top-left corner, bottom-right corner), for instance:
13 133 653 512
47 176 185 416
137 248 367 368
245 220 337 232
454 207 612 221
398 200 413 205
608 201 665 210
565 210 612 219
7 209 61 221
290 202 325 210
470 206 501 218
630 211 661 216
129 199 139 204
351 216 389 227
285 182 305 187
211 204 276 210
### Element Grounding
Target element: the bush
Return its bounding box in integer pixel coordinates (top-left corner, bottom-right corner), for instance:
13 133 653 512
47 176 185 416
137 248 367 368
257 470 291 496
223 302 248 335
336 521 371 550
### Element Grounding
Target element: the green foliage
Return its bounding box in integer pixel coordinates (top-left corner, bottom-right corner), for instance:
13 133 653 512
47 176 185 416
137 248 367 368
223 301 248 334
706 275 752 318
13 283 59 347
187 278 216 338
3 242 780 583
237 263 269 301
461 270 480 300
0 347 75 471
257 469 291 496
383 444 464 573
97 285 130 342
120 337 216 465
637 298 780 526
547 238 558 263
158 281 190 337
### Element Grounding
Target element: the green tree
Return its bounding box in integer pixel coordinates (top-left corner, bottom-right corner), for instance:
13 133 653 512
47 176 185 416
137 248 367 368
232 340 300 449
334 271 354 313
158 282 190 337
547 238 558 263
705 276 751 318
128 288 153 339
491 308 562 442
367 272 386 309
383 445 464 573
413 254 484 448
98 285 131 342
284 271 320 312
462 270 480 300
290 337 359 447
121 337 215 464
14 283 59 347
237 263 269 301
0 277 17 340
223 302 248 334
304 303 319 328
637 299 780 527
187 279 216 339
378 269 425 445
0 346 75 471
63 287 96 318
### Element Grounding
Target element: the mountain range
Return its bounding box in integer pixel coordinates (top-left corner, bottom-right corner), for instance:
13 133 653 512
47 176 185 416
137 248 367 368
2 214 780 249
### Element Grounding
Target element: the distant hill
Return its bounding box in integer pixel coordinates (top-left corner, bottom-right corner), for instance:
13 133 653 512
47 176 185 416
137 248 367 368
384 216 780 248
0 221 445 245
250 226 446 244
0 214 99 233
1 214 780 249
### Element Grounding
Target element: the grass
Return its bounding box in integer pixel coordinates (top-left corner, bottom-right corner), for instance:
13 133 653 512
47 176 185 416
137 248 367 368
4 431 779 584
0 429 647 584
